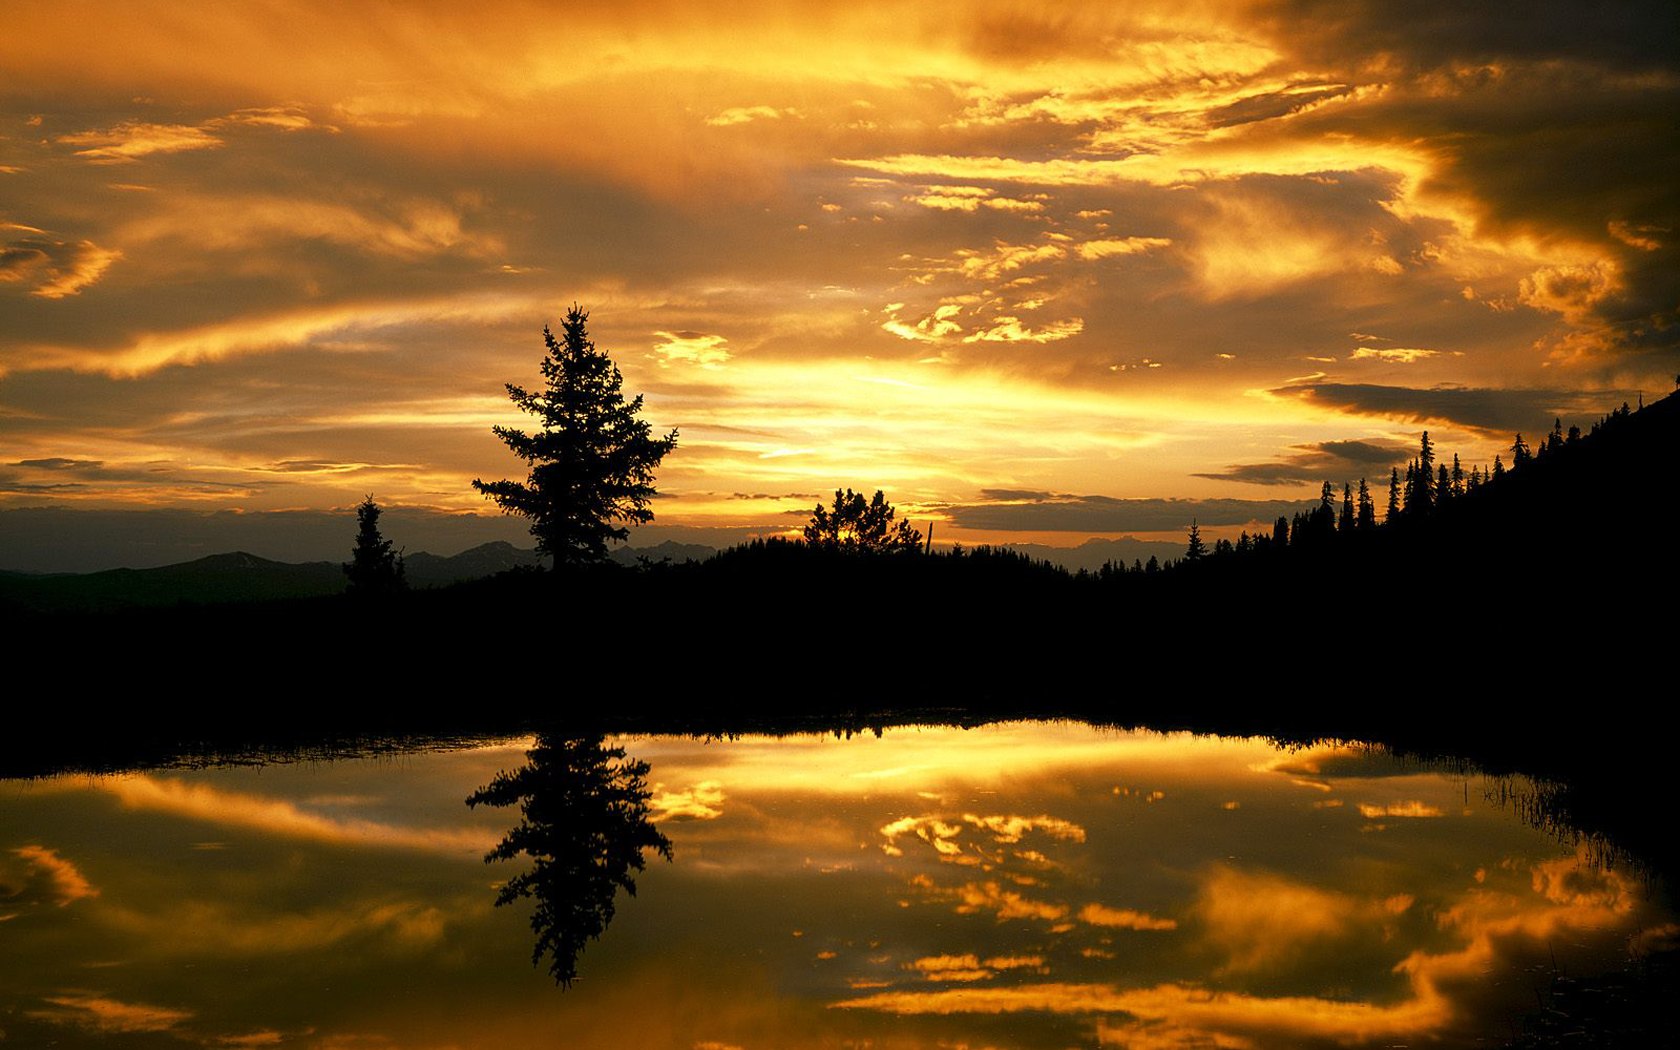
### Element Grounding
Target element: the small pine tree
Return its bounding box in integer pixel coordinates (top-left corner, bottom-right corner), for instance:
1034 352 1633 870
344 496 405 596
1185 519 1207 561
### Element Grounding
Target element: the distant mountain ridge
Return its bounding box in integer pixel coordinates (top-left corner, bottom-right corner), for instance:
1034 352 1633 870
0 539 720 613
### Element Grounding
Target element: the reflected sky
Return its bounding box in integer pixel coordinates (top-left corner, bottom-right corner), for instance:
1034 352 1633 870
1 724 1669 1049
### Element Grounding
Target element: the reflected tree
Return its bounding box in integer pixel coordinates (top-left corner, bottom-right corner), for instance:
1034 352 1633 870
466 735 673 986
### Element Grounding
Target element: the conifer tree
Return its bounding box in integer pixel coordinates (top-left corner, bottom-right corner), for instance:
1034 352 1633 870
1339 482 1354 532
1409 432 1435 515
474 306 679 567
1185 519 1207 561
1356 478 1376 530
1386 468 1401 522
344 495 405 596
1510 433 1532 468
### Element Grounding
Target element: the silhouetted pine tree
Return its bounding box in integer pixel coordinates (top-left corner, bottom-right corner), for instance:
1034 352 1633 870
1339 482 1354 532
1185 520 1207 561
1356 478 1376 530
344 495 406 597
1511 433 1533 468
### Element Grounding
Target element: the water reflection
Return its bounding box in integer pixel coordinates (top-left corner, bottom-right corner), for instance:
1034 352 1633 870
466 734 672 985
0 724 1669 1049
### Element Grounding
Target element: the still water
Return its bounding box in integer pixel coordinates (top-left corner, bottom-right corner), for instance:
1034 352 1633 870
1 723 1668 1049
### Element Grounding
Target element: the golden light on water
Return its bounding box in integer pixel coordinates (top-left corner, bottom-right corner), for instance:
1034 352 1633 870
0 726 1663 1048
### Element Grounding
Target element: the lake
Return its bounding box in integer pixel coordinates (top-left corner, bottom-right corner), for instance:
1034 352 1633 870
1 722 1669 1048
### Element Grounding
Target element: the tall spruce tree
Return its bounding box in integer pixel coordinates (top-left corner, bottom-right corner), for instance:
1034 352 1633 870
1356 477 1376 530
474 306 679 567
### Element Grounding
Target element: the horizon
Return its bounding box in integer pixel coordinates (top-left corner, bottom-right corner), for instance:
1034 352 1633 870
4 3 1676 565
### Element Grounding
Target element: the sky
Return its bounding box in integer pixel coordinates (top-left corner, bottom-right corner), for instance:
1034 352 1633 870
3 1 1677 566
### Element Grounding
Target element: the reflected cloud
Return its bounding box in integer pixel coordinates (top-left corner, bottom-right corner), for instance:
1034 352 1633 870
951 880 1068 923
651 780 726 821
96 774 494 854
3 845 98 908
880 811 1087 864
26 991 193 1034
102 897 454 956
1355 801 1443 819
1194 867 1360 974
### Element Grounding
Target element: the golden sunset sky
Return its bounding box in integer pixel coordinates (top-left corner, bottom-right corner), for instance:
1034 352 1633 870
3 1 1675 565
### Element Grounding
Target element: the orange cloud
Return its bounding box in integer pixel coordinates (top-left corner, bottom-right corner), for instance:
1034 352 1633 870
95 774 496 855
1078 902 1177 931
5 844 99 907
27 993 193 1035
59 121 224 161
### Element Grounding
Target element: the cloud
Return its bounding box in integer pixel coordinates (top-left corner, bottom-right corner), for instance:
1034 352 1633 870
961 814 1085 844
1193 439 1410 486
942 493 1317 532
953 880 1069 922
26 993 193 1035
654 330 732 368
906 953 1047 982
1347 347 1444 364
903 186 1047 213
705 105 799 127
831 979 1452 1044
3 845 99 907
96 774 495 855
0 232 121 298
907 953 992 982
960 316 1083 343
1356 801 1443 819
58 121 224 161
1078 902 1177 931
1195 866 1360 974
650 780 725 821
100 896 452 956
1073 236 1172 260
1271 380 1616 434
880 811 1086 861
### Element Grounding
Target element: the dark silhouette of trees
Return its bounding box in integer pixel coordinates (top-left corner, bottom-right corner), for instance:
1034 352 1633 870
344 495 405 596
473 305 678 568
467 734 673 986
803 489 923 553
1511 433 1533 468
